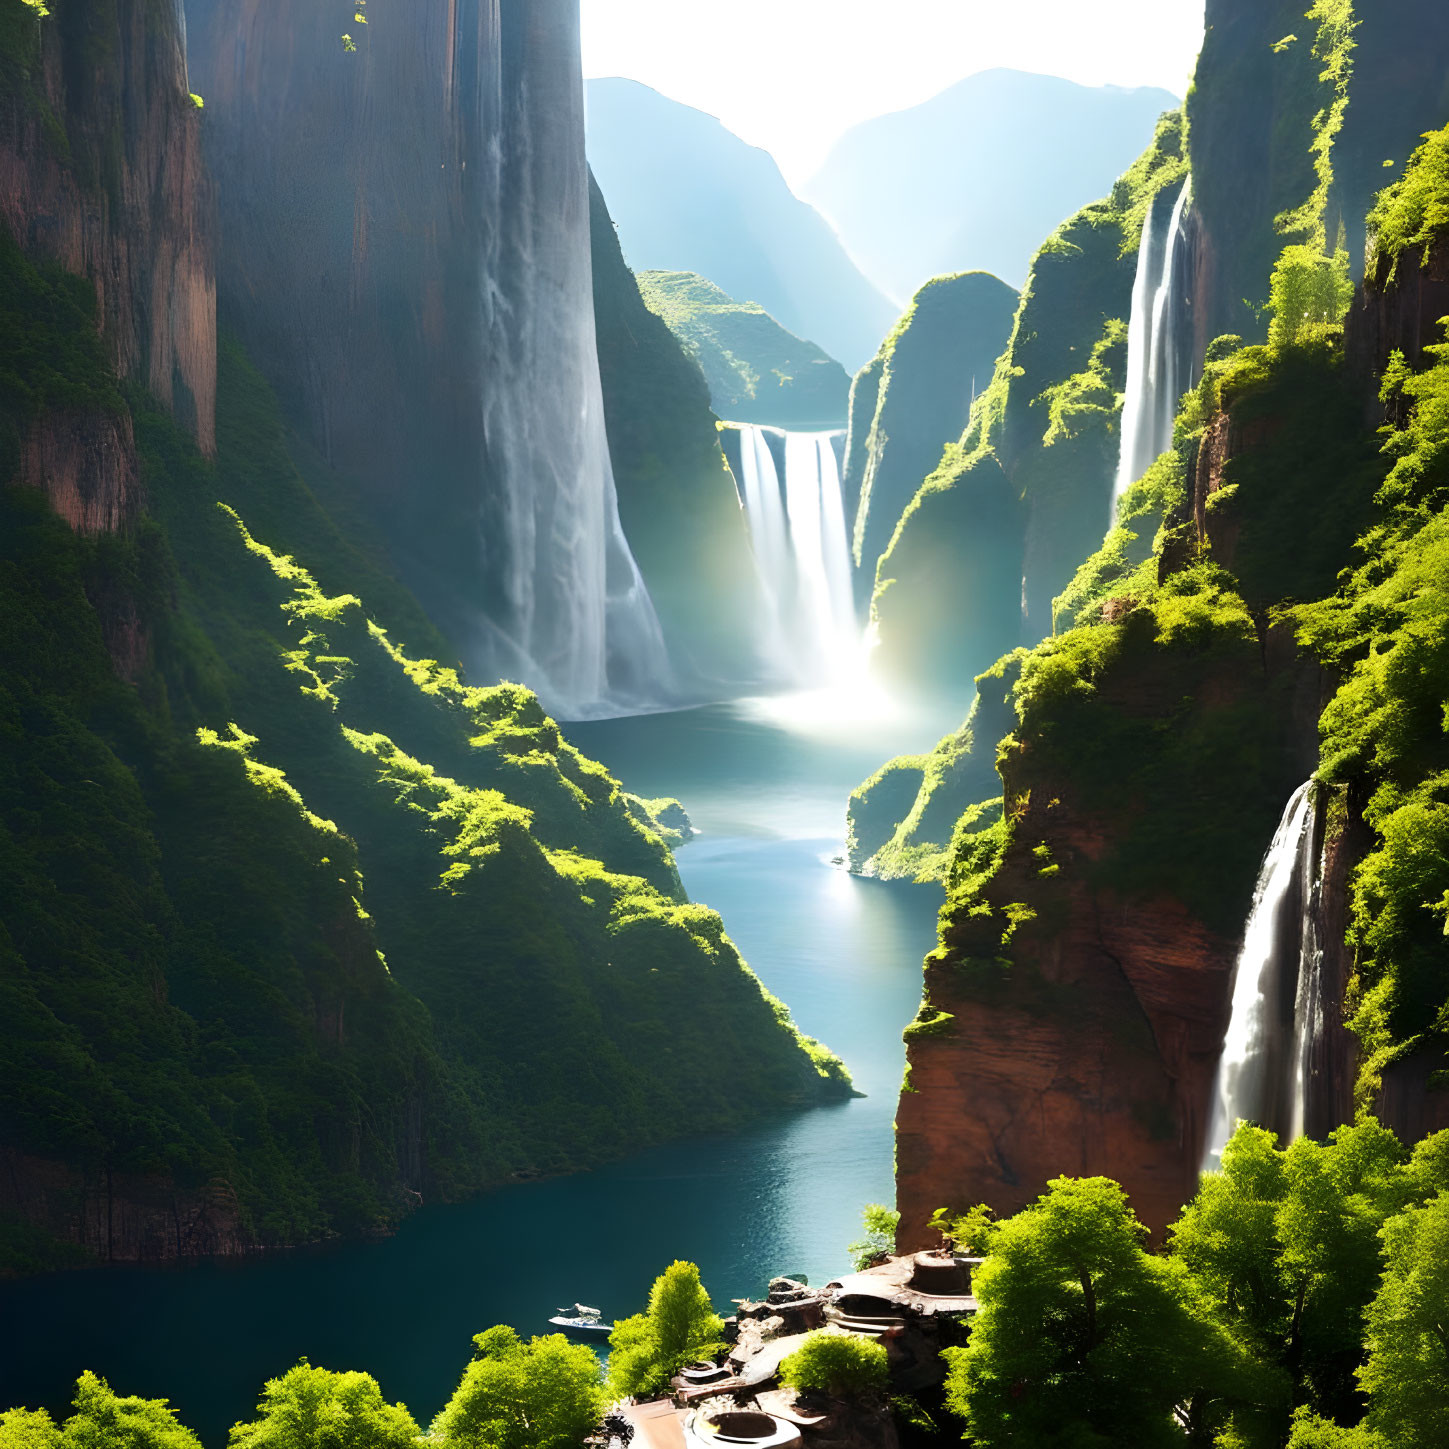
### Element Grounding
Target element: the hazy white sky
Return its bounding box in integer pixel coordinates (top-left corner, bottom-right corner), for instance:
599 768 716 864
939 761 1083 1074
581 0 1206 187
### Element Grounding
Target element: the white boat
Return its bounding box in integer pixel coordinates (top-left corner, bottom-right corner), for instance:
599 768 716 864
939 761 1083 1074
549 1303 610 1335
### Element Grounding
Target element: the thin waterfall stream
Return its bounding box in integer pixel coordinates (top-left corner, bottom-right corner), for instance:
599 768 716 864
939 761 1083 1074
1203 782 1326 1168
1112 177 1192 528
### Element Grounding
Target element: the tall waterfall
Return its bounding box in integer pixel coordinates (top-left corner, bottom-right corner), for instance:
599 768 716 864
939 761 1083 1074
1203 783 1324 1168
473 1 671 720
1111 178 1192 527
734 425 861 686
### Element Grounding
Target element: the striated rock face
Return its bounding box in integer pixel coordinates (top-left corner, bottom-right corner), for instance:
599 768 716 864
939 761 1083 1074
0 0 215 466
846 272 1018 590
1187 0 1449 355
895 631 1323 1242
0 1150 247 1266
18 408 138 536
1346 241 1449 385
183 0 485 536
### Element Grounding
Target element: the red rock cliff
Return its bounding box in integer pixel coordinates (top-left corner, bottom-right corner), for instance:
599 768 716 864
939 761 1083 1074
895 632 1320 1244
0 0 216 496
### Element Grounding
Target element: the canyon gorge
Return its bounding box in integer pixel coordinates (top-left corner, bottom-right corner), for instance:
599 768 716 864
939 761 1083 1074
2 0 1449 1443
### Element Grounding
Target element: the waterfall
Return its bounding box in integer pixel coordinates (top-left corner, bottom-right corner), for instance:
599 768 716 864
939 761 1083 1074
472 0 671 721
1111 178 1192 528
733 425 861 686
1203 783 1325 1168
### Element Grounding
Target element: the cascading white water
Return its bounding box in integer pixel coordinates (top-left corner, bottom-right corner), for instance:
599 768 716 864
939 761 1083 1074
473 0 671 720
733 425 861 686
1111 178 1192 528
1203 782 1323 1168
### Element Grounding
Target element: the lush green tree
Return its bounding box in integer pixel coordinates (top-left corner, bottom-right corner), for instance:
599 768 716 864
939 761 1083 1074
60 1374 202 1449
432 1329 604 1449
0 1411 61 1449
1173 1119 1419 1421
1275 1120 1409 1411
778 1334 888 1397
229 1362 418 1449
1284 1407 1381 1448
943 1177 1279 1448
608 1261 724 1399
1356 1192 1449 1447
847 1204 900 1269
1171 1124 1290 1349
1267 244 1354 349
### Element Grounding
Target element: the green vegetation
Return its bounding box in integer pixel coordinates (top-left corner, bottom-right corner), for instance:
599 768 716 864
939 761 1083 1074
778 1334 888 1397
845 271 1018 578
846 1203 900 1270
864 106 1184 712
846 674 1011 882
940 1123 1449 1447
1290 329 1449 1102
1 1335 604 1449
607 1261 725 1399
0 215 847 1271
1266 245 1355 350
1366 126 1449 266
636 271 850 428
0 1374 201 1449
229 1364 419 1449
946 1176 1274 1447
887 103 1449 1246
589 186 763 681
432 1330 605 1449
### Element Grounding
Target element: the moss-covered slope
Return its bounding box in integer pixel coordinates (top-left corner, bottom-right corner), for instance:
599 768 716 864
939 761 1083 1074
849 118 1186 877
590 180 764 687
897 121 1449 1240
0 223 850 1276
635 270 850 429
844 272 1019 589
868 113 1186 700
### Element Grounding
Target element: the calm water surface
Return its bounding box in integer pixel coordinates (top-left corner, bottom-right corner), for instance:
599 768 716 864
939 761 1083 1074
0 699 949 1443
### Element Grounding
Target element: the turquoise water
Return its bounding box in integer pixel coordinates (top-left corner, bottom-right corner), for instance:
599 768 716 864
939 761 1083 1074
0 701 945 1443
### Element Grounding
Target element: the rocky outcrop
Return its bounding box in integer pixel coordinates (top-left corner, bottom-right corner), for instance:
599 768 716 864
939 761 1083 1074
18 407 138 535
895 620 1321 1242
868 115 1185 703
1187 0 1449 355
0 1150 249 1267
1346 241 1449 387
0 0 215 464
590 190 766 687
183 0 530 633
846 272 1017 590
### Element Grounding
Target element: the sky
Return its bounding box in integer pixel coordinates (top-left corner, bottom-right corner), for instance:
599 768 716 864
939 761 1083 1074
581 0 1206 188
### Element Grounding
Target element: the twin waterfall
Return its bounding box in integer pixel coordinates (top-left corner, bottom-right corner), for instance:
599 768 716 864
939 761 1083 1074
1203 783 1327 1168
733 426 862 687
1111 178 1192 527
473 1 671 721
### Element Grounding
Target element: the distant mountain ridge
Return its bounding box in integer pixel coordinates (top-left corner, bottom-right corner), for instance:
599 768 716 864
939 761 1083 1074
804 68 1181 302
637 271 851 428
585 78 895 371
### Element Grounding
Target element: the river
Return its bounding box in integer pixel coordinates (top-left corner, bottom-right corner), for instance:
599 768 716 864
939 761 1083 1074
0 697 948 1443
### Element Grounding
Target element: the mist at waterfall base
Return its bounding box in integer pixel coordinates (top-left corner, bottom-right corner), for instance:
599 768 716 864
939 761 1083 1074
1111 177 1192 529
0 701 949 1446
724 423 900 735
1202 782 1329 1169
